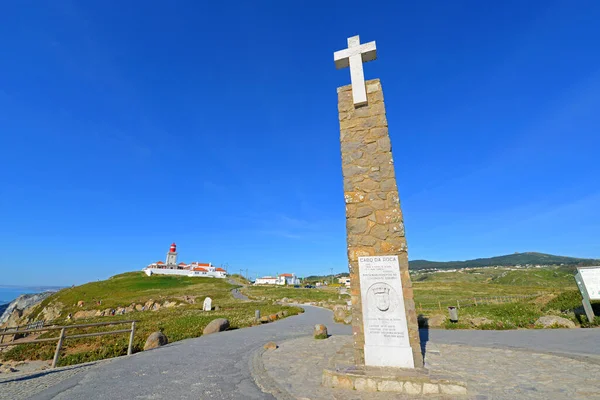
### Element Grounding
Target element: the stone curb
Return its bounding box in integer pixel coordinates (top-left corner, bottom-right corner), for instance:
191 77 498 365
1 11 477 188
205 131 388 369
249 346 296 400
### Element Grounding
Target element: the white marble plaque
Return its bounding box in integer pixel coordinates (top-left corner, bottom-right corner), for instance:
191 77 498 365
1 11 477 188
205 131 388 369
579 267 600 300
359 255 414 368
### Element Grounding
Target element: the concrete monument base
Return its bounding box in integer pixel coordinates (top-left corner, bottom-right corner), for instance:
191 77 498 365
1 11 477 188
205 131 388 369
322 342 467 396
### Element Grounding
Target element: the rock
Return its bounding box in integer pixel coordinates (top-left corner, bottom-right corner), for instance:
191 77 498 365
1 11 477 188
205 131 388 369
281 298 289 303
263 342 278 350
151 303 161 311
203 318 230 335
162 301 177 308
268 314 278 322
276 311 284 318
116 307 126 315
343 315 352 324
135 304 144 312
73 310 97 320
144 300 155 310
333 307 346 322
470 317 494 327
282 310 288 317
77 301 84 307
95 310 104 317
259 316 269 323
143 331 168 351
125 305 135 313
314 324 328 339
535 315 576 329
0 292 54 326
214 305 221 311
40 303 63 322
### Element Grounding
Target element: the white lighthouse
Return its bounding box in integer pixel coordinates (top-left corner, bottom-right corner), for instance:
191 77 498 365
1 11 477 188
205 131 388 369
166 242 178 267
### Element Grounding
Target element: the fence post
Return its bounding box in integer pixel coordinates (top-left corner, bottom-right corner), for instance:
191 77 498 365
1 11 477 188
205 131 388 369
52 328 66 368
438 301 442 312
474 297 478 306
419 303 422 312
127 321 136 356
457 300 460 309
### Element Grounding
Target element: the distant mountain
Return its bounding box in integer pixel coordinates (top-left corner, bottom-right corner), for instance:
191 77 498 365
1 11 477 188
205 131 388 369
409 252 600 271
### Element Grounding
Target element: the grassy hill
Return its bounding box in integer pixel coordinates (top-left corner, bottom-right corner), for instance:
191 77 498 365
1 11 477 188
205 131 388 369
410 252 600 271
1 272 301 367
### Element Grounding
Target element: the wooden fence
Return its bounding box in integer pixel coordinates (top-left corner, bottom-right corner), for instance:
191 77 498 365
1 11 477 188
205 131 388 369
0 320 137 368
0 320 44 334
417 294 541 312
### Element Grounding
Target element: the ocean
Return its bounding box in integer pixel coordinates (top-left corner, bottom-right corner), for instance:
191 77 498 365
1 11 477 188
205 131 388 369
0 286 62 306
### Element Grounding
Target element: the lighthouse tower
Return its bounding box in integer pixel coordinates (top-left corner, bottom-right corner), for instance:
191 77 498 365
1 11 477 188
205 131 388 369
166 242 178 267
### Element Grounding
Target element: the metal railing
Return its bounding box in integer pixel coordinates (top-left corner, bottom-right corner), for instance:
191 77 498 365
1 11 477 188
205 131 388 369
0 320 137 368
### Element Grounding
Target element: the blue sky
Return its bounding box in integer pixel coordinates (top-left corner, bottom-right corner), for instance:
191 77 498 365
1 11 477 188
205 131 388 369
1 1 599 286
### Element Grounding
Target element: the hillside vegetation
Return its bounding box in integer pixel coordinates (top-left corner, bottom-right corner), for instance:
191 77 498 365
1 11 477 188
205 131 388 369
1 272 301 367
410 252 600 271
413 266 599 329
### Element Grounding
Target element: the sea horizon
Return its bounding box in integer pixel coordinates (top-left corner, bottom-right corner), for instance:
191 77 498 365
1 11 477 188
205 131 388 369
0 286 64 305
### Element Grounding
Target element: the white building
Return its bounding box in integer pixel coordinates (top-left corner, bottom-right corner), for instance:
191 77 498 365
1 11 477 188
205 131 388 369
143 243 227 279
254 273 300 286
338 277 351 287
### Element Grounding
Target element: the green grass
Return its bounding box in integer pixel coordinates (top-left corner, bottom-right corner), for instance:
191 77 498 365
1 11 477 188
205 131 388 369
412 266 599 329
2 272 302 366
241 285 349 307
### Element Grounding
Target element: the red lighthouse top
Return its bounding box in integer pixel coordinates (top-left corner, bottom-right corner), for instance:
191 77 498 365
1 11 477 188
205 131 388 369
169 243 177 253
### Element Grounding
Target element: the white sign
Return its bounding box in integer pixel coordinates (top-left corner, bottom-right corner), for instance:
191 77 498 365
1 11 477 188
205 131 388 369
359 255 414 368
579 267 600 300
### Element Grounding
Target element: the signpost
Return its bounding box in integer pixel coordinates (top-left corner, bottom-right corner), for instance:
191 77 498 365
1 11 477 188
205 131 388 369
575 266 600 323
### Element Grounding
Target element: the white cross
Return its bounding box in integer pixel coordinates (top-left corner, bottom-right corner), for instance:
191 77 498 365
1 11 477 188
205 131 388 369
334 35 377 107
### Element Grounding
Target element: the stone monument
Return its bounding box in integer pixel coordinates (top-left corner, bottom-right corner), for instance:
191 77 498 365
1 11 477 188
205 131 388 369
203 297 212 311
333 35 422 370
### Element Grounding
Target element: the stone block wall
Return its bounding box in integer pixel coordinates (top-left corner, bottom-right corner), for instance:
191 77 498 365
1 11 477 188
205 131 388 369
338 79 423 368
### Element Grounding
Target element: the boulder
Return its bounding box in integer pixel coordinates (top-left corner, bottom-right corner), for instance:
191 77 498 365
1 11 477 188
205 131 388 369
282 310 289 317
77 301 84 307
125 305 135 313
41 303 63 322
151 303 161 311
135 304 144 312
162 301 177 308
343 315 352 325
268 314 278 322
259 316 269 323
276 311 285 319
203 318 230 335
73 310 97 320
333 307 346 322
144 300 155 310
264 342 278 350
143 331 168 351
314 324 328 339
535 315 576 329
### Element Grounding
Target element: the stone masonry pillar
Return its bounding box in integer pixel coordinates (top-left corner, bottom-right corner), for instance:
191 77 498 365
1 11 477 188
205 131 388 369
338 78 423 368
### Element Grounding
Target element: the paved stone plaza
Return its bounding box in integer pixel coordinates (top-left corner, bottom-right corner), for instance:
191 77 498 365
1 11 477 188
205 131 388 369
260 335 600 400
